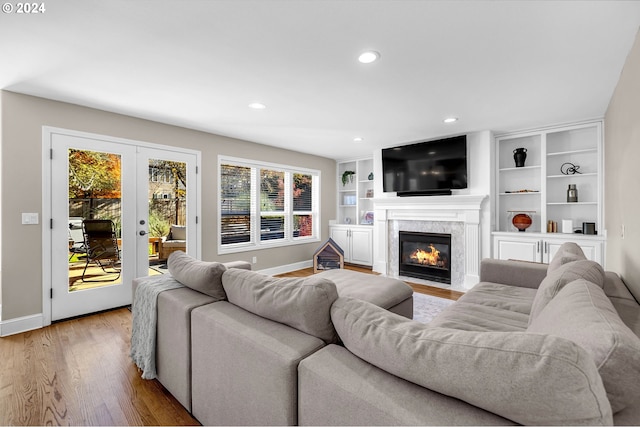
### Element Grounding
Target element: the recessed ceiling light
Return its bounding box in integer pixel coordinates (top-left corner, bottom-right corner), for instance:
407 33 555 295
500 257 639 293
248 102 266 110
358 51 380 64
443 117 458 123
353 137 364 143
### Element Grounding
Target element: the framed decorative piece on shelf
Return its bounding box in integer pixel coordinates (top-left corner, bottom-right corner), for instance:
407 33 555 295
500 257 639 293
361 211 374 225
343 195 356 205
365 189 374 198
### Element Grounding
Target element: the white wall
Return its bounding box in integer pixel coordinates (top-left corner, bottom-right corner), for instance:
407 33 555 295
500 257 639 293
604 29 640 301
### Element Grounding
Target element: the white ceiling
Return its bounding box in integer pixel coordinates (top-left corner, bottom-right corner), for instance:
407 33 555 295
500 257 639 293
1 1 639 160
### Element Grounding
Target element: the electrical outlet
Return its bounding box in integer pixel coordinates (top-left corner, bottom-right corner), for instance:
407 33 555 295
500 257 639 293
252 256 257 264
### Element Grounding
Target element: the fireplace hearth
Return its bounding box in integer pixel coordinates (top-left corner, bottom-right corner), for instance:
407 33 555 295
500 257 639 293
399 231 452 284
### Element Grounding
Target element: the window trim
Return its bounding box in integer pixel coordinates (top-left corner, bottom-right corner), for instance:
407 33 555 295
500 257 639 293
218 155 321 255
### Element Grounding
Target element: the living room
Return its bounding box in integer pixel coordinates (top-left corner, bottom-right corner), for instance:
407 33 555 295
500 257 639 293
1 1 640 424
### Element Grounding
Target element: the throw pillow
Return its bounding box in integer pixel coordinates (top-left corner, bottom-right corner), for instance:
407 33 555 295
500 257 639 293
528 279 640 413
331 297 612 426
167 251 227 300
529 259 604 322
222 268 339 344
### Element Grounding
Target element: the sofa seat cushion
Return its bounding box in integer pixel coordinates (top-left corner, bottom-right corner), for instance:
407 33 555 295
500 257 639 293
167 251 228 299
222 268 339 343
529 259 605 322
160 240 186 248
315 269 413 311
528 279 640 414
429 282 536 331
331 297 612 426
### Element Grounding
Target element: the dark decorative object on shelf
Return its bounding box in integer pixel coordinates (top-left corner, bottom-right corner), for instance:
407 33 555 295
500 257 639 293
341 170 355 186
561 162 582 175
368 172 374 180
513 147 527 167
567 184 578 202
512 213 532 232
582 222 596 235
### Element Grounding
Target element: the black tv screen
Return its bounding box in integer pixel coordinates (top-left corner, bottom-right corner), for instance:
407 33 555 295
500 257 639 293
382 135 467 196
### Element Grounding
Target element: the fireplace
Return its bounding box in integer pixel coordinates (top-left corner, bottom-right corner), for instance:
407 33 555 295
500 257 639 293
399 231 452 284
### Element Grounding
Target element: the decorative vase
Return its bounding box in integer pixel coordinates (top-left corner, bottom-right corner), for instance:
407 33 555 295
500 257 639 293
567 184 578 202
512 213 532 232
513 148 527 168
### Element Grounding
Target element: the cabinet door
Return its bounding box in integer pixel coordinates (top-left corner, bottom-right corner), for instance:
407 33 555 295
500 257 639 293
350 228 373 266
330 227 350 261
544 240 601 263
494 237 541 262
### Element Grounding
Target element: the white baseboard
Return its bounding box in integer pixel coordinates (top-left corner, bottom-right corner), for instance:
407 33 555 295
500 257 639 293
258 260 313 276
0 313 44 337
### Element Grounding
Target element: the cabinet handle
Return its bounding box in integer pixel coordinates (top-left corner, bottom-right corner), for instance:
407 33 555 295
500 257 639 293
537 241 540 253
544 242 548 254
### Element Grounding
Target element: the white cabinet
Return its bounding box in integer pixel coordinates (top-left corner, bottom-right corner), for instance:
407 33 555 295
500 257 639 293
494 235 541 262
337 158 374 226
493 232 604 264
493 120 605 266
329 225 373 266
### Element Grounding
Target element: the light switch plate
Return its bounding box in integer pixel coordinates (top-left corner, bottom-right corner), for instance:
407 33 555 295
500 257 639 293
22 213 39 225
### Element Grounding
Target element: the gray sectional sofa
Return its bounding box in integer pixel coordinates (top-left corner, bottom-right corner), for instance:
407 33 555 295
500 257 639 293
132 244 640 426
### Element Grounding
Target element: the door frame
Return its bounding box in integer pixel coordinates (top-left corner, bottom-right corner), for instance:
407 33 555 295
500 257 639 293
41 126 202 326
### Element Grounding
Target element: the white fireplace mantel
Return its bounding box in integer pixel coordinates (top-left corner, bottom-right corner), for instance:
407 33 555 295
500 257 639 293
372 194 488 290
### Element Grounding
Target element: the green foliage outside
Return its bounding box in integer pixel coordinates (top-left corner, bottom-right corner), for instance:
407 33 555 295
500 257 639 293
149 210 171 237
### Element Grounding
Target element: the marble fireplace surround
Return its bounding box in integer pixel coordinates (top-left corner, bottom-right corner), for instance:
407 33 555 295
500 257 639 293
372 195 487 291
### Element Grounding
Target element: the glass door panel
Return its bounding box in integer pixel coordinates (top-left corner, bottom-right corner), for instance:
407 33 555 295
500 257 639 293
148 158 187 263
67 148 123 291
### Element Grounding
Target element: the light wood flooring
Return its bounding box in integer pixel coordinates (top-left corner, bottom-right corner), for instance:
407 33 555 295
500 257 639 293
0 307 199 426
0 265 461 426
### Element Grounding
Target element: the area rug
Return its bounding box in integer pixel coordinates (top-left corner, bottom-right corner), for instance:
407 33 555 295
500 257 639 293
412 292 455 324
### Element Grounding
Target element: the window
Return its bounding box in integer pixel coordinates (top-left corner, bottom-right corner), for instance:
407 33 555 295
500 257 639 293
219 157 320 253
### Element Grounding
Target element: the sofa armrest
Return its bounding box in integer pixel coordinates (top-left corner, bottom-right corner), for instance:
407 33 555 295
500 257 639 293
479 258 548 289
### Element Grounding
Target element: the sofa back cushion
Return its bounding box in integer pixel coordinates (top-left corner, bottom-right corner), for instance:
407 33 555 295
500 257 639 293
331 297 612 426
222 268 339 343
528 279 640 413
169 225 187 240
167 251 227 300
547 242 587 274
529 259 604 322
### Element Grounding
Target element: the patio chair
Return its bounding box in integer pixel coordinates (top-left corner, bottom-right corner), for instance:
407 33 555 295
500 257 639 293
158 224 186 260
81 219 121 282
68 217 86 260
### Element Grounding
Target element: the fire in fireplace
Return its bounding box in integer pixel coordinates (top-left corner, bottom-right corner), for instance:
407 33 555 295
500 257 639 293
399 231 452 284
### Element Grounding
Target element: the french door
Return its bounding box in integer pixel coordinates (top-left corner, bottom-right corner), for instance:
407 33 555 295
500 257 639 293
46 130 198 321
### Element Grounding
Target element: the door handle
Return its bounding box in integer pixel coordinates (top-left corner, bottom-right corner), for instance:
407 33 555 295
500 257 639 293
139 230 147 236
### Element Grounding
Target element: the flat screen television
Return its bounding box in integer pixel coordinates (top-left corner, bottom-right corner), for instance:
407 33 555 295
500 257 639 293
382 135 467 196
